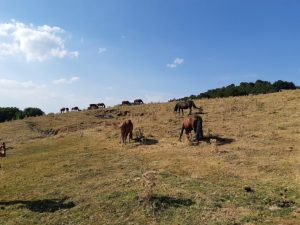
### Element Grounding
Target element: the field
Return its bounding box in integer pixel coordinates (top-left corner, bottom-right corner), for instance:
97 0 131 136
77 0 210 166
0 90 299 225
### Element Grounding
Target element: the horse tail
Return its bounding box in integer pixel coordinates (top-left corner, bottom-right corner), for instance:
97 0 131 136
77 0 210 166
195 116 203 141
179 126 184 141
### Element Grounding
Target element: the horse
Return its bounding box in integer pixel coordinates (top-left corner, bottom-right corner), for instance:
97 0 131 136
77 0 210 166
71 107 80 111
65 108 69 112
122 101 131 106
119 119 133 146
60 107 66 113
134 99 144 105
179 115 203 143
174 100 201 115
97 103 106 108
0 142 6 157
88 104 99 110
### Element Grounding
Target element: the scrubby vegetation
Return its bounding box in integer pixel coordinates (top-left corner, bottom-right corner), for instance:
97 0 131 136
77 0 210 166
176 80 297 101
0 107 44 123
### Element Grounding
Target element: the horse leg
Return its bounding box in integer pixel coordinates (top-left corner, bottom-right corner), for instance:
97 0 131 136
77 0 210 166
186 131 191 142
179 127 184 141
125 132 129 145
120 133 124 146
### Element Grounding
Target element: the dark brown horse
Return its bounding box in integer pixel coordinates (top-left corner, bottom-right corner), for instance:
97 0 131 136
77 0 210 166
88 104 99 110
60 107 66 113
119 119 133 146
71 107 80 111
174 100 201 115
0 142 6 157
65 108 69 112
179 115 203 143
134 99 144 105
122 101 131 106
97 103 106 108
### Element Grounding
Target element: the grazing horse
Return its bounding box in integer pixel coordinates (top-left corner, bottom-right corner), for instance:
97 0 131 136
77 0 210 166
122 101 131 106
179 115 203 143
88 104 99 110
119 119 133 146
97 103 106 108
60 107 66 113
0 142 6 157
174 100 201 115
134 99 144 105
71 106 80 111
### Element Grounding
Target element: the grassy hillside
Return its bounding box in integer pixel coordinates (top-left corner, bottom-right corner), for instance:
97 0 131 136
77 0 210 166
0 90 299 225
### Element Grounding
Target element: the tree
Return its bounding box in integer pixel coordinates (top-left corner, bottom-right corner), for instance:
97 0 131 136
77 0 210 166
23 107 45 117
272 80 296 91
0 107 23 122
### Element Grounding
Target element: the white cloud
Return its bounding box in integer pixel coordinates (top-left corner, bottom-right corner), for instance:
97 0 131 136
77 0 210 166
98 47 107 54
0 78 45 90
167 57 184 68
53 76 80 84
0 20 79 62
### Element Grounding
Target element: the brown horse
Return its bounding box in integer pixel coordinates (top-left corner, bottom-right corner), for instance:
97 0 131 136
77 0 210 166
88 104 99 110
71 106 80 111
122 101 131 106
0 142 6 157
119 119 133 146
134 99 144 105
65 108 69 112
174 100 201 115
97 103 106 108
179 115 203 143
60 107 65 113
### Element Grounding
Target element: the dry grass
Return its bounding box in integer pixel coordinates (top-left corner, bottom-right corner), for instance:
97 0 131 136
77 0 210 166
0 90 299 224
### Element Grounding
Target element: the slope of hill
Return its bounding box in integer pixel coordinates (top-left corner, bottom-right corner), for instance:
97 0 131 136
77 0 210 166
0 90 299 225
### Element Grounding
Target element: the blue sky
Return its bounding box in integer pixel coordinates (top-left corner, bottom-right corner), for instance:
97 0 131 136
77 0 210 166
0 0 300 112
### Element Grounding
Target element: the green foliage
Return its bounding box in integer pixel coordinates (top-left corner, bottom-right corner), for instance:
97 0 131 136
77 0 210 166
178 80 297 100
0 107 23 122
0 107 44 123
23 107 45 117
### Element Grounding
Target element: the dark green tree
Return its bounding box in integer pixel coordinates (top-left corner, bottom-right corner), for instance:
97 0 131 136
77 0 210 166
23 107 45 117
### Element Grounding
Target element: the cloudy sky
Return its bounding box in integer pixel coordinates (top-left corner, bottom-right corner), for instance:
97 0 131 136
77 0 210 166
1 0 300 112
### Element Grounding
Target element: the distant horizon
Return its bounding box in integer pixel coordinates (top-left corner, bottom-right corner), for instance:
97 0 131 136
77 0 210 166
1 0 300 112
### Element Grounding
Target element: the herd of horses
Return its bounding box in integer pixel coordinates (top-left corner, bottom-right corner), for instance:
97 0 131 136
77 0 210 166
0 100 203 159
60 99 144 114
119 100 203 145
60 98 203 146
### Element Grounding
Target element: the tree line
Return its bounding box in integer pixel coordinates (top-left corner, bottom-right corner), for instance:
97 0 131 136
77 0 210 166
0 107 44 123
175 80 298 101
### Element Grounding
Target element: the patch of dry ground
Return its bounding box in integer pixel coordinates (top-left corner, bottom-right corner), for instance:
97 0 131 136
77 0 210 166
0 90 299 224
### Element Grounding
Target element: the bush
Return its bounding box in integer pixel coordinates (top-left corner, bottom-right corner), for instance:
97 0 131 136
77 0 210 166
0 107 44 123
0 107 23 122
23 107 45 117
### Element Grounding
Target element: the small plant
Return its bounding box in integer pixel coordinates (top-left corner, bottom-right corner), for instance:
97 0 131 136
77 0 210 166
138 171 157 203
210 138 218 151
134 128 145 143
